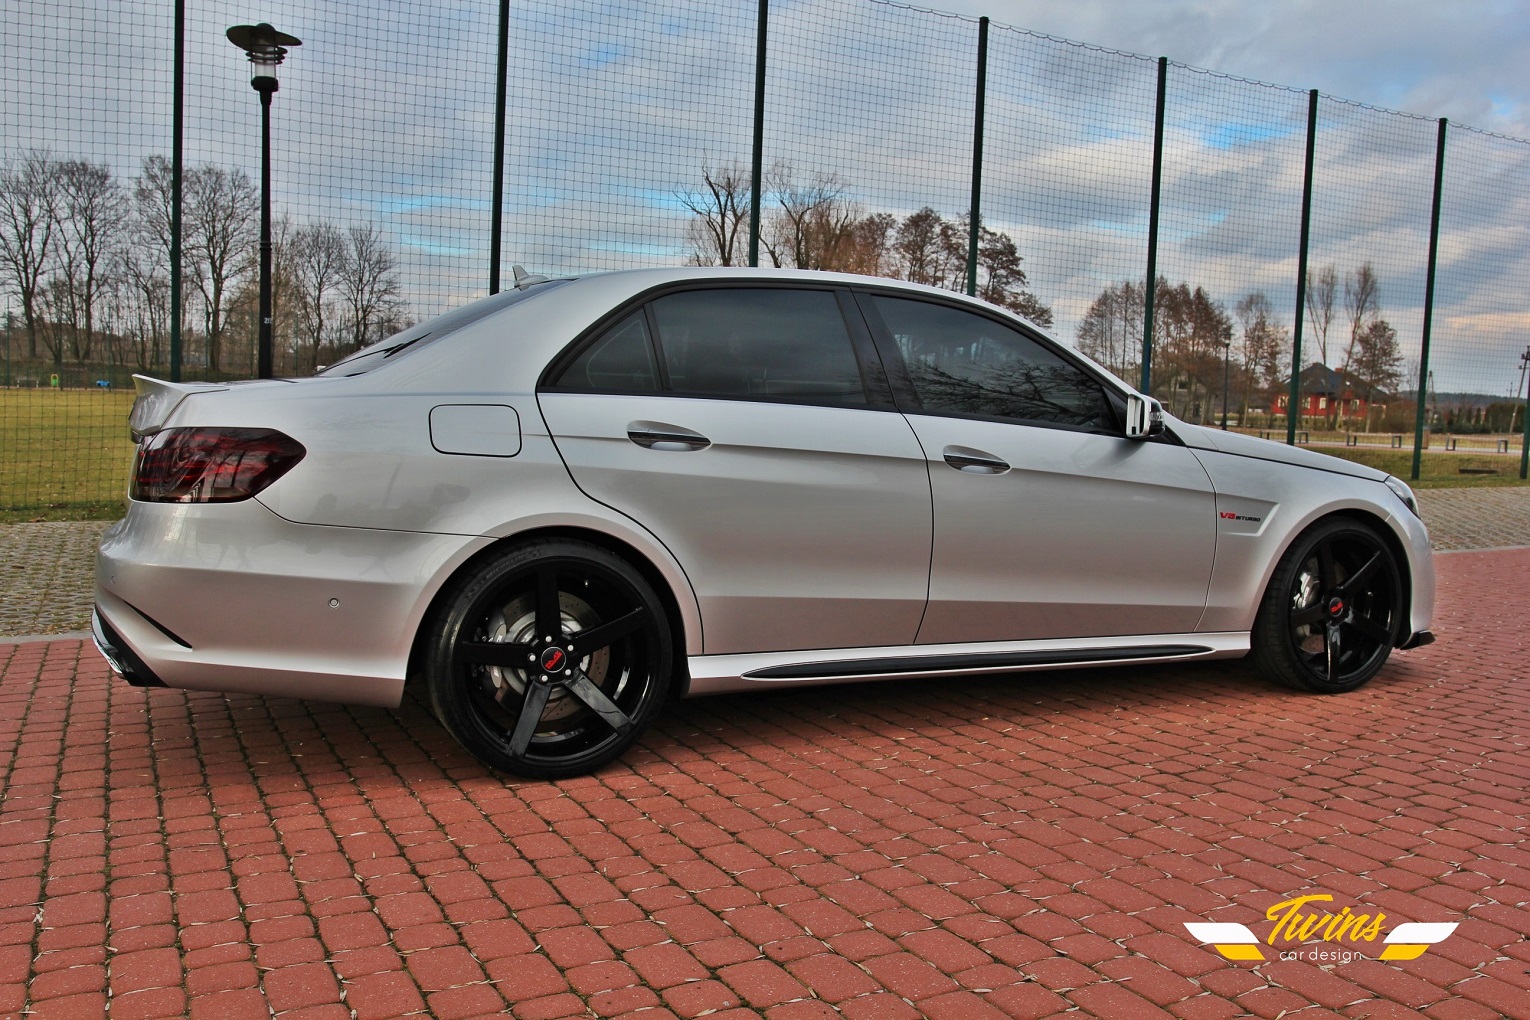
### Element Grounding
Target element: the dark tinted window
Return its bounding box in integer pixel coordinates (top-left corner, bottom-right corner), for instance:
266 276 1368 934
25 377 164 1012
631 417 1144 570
873 296 1111 429
554 312 659 392
651 289 866 404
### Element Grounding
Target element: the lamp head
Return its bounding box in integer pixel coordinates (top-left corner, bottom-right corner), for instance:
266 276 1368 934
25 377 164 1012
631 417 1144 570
227 23 301 88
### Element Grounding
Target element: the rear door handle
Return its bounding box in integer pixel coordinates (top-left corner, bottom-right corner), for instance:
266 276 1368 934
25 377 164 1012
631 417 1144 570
627 421 711 451
942 445 1010 474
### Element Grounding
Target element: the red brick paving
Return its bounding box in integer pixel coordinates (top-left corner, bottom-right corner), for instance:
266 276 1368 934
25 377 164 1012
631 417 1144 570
1 548 1527 1019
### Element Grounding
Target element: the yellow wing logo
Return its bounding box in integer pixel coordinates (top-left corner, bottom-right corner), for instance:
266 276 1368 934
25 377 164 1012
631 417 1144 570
1183 923 1265 962
1379 923 1459 961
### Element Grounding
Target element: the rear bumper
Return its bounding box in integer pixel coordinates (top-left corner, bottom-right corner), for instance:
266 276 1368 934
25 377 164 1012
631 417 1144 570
95 500 493 707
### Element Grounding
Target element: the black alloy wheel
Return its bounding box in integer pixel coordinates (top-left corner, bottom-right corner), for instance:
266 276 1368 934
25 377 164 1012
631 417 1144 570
425 540 672 779
1252 518 1402 693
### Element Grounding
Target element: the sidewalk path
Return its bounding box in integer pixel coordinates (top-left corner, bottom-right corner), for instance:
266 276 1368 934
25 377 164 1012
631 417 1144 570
1 485 1527 638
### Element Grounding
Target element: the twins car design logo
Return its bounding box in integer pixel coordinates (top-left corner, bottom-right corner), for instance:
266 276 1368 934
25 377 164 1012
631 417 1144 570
1183 894 1458 963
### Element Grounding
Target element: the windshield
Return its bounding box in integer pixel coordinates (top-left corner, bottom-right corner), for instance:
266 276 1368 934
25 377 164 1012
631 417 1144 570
318 279 572 377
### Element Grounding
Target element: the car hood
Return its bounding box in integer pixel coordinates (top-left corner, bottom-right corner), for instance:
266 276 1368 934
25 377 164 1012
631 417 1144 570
1171 419 1389 482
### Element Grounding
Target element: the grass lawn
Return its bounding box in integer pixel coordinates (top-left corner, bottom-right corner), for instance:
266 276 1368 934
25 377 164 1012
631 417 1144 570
1 388 136 522
1320 446 1529 488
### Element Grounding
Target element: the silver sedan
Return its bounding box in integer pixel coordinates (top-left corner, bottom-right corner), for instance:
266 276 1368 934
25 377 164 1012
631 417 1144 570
95 268 1435 778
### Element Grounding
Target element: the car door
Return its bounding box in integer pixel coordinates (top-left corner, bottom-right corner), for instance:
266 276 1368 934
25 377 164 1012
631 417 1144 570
859 291 1217 645
539 284 932 656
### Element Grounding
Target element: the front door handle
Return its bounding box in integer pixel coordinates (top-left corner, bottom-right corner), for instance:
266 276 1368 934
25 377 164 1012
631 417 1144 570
942 445 1010 474
627 421 711 451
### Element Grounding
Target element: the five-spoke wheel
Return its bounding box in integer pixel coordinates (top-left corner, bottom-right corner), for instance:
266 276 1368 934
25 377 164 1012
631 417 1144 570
425 540 672 779
1252 518 1402 692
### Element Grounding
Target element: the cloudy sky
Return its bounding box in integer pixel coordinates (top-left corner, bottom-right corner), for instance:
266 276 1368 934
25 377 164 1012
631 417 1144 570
6 0 1528 393
934 0 1530 137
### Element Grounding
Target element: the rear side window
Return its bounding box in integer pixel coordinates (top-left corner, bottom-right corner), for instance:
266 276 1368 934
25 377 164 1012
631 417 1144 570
872 295 1111 429
556 312 659 392
651 289 866 404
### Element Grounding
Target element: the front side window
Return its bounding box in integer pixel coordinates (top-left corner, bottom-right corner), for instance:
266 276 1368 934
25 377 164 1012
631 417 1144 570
872 295 1111 429
651 288 866 404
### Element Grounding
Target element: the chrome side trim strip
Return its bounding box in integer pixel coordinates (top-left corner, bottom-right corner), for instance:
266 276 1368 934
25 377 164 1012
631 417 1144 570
685 632 1249 696
743 644 1211 680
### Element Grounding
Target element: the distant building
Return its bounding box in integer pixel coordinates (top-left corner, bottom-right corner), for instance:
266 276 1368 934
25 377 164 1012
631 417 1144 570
1274 364 1389 420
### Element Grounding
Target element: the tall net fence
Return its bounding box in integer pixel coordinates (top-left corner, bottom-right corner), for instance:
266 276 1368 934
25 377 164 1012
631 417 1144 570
504 0 755 275
984 27 1157 386
1 0 174 513
1432 126 1530 448
3 0 1529 515
1152 67 1309 425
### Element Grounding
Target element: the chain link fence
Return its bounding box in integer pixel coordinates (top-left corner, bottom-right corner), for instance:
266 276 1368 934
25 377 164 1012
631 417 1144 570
4 0 1529 515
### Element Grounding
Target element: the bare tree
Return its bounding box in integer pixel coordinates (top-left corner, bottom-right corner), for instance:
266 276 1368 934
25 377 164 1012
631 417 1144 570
762 165 852 270
1304 264 1336 368
185 163 256 372
1234 291 1289 422
894 207 963 288
120 250 169 372
674 170 1051 322
0 149 59 360
839 212 896 276
125 156 178 370
1155 282 1233 422
1340 262 1380 375
291 221 346 372
1353 318 1402 431
47 159 127 363
969 219 1052 326
1077 280 1144 384
340 224 402 352
679 163 750 267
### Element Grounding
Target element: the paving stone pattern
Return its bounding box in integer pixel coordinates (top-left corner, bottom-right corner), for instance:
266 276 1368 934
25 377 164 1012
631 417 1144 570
1414 486 1530 550
1 486 1528 638
1 549 1527 1019
0 520 110 638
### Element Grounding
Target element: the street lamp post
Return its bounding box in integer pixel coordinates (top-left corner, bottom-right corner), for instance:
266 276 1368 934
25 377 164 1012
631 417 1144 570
1518 344 1530 480
1220 339 1232 430
226 23 301 380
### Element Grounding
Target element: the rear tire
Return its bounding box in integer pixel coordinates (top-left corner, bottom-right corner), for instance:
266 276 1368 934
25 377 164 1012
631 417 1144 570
424 539 673 779
1251 518 1402 693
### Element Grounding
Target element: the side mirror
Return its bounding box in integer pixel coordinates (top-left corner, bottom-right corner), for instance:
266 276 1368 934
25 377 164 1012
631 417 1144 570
1125 393 1165 440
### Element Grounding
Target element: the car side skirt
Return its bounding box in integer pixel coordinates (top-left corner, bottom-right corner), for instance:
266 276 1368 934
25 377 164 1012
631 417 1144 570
684 632 1250 695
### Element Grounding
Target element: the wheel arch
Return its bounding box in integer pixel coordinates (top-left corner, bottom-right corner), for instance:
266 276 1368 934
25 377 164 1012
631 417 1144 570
1254 507 1419 651
407 524 698 701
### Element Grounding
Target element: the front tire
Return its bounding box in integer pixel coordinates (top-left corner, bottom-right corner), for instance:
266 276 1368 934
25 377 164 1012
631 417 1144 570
1252 518 1402 693
424 540 673 779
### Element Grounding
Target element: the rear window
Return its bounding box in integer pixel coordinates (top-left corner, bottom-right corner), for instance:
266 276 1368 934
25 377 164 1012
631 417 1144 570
318 279 571 377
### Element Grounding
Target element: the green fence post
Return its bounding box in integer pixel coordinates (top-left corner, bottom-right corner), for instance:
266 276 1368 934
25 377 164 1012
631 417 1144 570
965 17 988 297
1141 56 1166 394
747 0 768 268
489 0 509 294
169 0 184 382
1411 118 1447 481
1288 89 1318 446
1519 345 1529 479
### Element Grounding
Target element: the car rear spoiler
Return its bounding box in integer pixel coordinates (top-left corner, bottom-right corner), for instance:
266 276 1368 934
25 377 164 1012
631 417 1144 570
128 375 228 440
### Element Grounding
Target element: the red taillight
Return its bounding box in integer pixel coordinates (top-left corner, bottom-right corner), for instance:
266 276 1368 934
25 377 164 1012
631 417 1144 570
131 428 306 503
